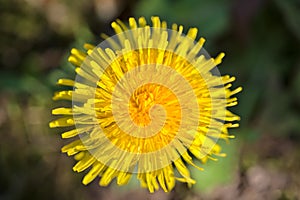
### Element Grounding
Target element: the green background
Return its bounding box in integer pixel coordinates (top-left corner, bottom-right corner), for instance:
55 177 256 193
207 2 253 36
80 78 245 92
0 0 300 199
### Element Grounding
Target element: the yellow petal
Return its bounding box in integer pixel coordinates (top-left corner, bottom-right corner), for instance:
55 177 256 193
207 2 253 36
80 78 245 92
52 107 73 115
99 167 117 186
82 162 105 185
49 117 74 128
57 79 75 87
117 172 132 186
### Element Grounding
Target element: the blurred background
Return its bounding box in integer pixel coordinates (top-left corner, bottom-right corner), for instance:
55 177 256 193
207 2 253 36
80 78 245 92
0 0 300 199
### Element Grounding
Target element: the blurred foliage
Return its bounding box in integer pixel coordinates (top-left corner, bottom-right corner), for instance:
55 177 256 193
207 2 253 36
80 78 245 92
135 0 231 41
1 0 300 199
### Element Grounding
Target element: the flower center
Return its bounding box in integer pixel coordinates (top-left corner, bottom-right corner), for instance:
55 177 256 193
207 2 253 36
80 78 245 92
129 83 177 129
129 84 155 127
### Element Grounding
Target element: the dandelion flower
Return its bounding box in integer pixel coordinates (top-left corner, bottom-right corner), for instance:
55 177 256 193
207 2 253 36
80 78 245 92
50 16 242 193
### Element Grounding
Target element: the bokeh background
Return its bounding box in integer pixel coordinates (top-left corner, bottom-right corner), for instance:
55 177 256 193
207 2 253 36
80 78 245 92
1 0 300 199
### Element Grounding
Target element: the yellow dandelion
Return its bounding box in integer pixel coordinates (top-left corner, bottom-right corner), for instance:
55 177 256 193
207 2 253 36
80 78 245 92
50 16 242 193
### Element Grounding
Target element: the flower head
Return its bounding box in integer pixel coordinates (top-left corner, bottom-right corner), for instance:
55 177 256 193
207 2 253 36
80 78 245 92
50 16 242 193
